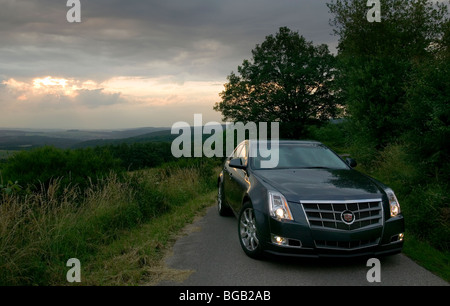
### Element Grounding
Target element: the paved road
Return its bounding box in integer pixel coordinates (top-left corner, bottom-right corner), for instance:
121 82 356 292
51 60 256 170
160 206 448 286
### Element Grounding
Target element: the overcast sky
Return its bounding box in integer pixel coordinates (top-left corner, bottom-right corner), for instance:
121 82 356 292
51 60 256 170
0 0 341 129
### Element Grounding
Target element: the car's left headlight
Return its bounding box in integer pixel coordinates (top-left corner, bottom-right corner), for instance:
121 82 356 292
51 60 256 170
268 191 293 221
386 188 401 218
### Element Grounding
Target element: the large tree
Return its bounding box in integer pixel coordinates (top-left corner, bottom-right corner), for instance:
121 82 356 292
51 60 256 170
403 18 450 181
327 0 448 148
214 27 338 139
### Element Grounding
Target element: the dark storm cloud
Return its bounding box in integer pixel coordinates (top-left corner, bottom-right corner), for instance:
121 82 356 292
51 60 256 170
0 0 336 81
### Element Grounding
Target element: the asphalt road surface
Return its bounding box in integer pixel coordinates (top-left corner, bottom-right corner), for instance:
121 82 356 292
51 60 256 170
159 206 448 286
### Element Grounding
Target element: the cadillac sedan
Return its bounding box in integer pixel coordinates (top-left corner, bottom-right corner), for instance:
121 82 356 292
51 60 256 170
217 140 404 259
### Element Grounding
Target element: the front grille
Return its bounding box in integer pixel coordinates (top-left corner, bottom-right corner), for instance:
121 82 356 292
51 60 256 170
301 199 383 231
315 238 380 250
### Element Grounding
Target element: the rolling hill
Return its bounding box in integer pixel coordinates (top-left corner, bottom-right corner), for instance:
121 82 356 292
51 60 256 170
0 127 170 150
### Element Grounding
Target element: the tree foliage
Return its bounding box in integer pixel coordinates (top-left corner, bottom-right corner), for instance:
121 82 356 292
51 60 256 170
327 0 449 148
214 27 339 138
404 19 450 181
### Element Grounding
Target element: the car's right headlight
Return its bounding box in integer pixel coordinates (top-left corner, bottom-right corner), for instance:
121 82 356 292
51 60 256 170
386 188 401 218
268 191 293 221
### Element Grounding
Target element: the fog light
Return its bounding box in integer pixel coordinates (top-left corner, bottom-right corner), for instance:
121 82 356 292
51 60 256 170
390 233 405 243
271 234 288 246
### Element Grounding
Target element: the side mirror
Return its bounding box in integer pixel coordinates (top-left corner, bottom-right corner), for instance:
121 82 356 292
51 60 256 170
229 158 247 170
346 158 357 168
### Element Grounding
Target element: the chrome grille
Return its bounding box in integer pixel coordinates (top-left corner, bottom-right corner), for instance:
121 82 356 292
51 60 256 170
301 199 383 231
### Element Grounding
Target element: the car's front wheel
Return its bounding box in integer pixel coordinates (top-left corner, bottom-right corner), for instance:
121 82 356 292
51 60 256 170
238 202 263 259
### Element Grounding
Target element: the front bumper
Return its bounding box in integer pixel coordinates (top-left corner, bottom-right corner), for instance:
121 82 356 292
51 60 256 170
256 204 405 258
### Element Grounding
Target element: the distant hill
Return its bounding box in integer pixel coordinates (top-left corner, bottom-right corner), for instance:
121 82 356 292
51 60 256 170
0 125 226 151
0 136 80 150
0 127 170 150
71 124 226 149
0 127 167 141
71 129 175 148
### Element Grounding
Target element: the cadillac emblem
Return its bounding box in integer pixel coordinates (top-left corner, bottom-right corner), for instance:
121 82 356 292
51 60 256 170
341 210 355 225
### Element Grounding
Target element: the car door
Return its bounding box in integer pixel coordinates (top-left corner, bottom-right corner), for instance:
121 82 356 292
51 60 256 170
227 142 250 213
223 143 243 210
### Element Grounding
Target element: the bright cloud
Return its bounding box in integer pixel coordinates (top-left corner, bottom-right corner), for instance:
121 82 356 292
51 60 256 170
3 77 101 100
2 75 222 106
33 77 68 88
0 75 223 128
102 76 223 106
1 77 123 108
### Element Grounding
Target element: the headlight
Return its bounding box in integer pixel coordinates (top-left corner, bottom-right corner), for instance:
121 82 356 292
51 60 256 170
268 191 293 221
386 188 401 218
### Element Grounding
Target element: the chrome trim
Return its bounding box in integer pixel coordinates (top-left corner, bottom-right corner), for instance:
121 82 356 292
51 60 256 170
300 199 382 204
271 241 304 249
299 202 311 227
300 199 383 231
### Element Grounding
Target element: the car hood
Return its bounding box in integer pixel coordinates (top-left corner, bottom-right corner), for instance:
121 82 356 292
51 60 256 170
253 168 384 202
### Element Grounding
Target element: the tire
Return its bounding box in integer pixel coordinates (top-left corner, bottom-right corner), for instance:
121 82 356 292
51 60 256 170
238 202 263 259
217 182 232 216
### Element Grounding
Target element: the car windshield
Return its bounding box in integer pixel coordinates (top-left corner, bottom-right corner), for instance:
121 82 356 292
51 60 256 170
251 143 349 170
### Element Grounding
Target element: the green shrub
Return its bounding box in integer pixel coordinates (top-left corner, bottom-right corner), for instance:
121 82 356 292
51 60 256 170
1 146 122 190
401 184 449 251
362 144 448 252
0 180 22 195
307 121 349 153
371 144 419 193
100 142 175 171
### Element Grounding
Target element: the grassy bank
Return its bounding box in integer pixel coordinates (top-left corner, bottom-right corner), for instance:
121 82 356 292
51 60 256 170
0 160 219 285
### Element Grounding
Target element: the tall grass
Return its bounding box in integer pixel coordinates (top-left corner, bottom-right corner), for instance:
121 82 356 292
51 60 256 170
0 159 218 285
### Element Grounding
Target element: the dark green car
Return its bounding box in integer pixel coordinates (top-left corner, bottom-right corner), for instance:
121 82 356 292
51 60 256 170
217 140 404 259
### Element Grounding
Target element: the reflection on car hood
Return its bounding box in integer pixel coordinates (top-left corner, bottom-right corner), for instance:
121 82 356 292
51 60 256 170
254 169 384 202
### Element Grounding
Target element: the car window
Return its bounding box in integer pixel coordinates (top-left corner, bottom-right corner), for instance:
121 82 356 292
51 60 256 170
252 144 348 170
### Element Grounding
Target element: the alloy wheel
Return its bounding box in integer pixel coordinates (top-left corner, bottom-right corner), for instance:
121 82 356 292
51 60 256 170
239 207 259 252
